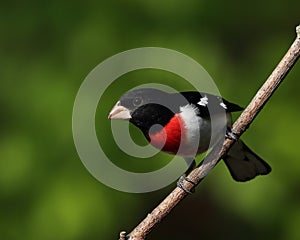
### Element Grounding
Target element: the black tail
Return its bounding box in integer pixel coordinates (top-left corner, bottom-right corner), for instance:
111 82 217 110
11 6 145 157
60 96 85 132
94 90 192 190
223 140 271 182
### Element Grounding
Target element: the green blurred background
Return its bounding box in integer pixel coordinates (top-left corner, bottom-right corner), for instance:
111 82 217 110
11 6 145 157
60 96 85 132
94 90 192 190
1 1 300 239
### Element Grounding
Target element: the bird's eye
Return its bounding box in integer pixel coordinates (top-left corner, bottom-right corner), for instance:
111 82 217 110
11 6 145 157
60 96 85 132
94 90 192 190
133 96 143 107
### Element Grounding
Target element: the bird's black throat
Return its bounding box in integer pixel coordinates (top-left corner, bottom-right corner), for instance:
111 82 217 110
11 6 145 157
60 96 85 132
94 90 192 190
129 103 175 138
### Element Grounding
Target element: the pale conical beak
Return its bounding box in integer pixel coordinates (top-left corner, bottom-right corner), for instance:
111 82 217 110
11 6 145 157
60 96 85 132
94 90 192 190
108 101 132 120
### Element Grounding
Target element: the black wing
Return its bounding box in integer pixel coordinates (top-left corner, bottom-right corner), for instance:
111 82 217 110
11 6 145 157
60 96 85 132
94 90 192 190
173 91 243 118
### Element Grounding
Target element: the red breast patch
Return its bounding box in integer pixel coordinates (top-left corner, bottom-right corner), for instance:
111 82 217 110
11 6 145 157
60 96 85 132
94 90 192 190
148 114 186 154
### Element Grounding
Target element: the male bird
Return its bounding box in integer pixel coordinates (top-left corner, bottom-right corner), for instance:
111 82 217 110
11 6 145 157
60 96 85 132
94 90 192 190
108 88 271 184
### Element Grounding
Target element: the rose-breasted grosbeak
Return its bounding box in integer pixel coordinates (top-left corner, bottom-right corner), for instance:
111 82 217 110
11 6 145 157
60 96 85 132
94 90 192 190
108 88 271 182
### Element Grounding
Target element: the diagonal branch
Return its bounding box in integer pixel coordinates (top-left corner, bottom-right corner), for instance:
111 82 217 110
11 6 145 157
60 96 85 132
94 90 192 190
122 25 300 240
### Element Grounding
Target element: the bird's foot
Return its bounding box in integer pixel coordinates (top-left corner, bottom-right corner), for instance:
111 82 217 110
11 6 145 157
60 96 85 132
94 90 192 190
177 174 196 194
225 126 239 141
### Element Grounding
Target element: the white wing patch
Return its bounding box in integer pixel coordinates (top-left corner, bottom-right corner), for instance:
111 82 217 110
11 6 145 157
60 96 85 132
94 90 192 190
197 95 208 106
220 102 227 109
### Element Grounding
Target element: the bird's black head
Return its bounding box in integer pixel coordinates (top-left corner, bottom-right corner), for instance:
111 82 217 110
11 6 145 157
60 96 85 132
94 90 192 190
108 88 178 135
